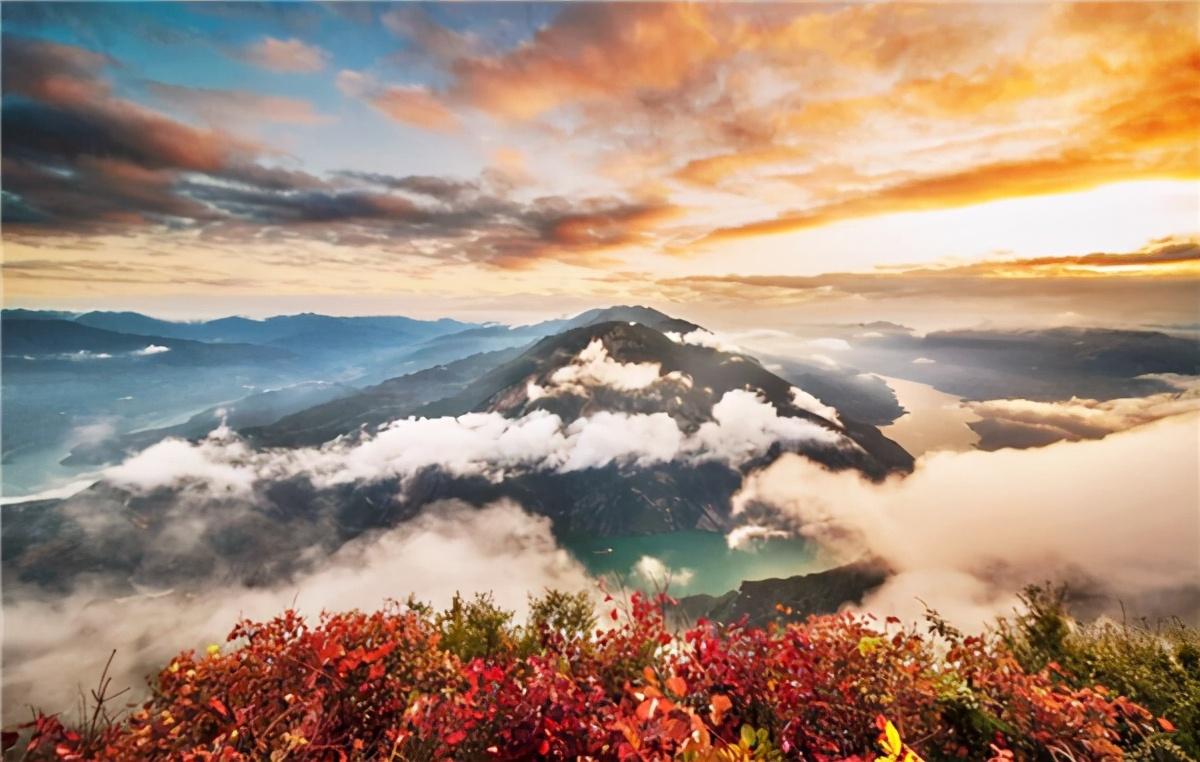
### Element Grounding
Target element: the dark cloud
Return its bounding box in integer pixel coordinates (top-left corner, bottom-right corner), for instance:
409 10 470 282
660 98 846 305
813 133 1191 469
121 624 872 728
335 171 480 202
180 181 424 224
2 97 245 174
1 34 671 269
1 34 116 101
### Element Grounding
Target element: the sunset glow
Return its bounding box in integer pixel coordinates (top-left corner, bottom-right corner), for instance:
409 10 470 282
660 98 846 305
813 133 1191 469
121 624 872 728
2 2 1197 325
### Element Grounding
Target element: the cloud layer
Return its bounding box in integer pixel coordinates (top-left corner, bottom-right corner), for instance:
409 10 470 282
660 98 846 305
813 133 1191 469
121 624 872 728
966 374 1200 450
2 500 591 724
105 386 851 495
732 412 1200 629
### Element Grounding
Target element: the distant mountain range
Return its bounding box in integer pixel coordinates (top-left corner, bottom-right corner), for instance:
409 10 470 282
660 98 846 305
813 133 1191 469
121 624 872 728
2 319 296 365
2 306 912 597
2 306 696 478
354 304 700 380
5 304 1197 619
10 309 474 346
842 326 1200 401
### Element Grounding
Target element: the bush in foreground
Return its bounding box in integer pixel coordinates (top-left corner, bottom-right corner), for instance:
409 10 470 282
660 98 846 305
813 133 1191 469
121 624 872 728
7 587 1190 761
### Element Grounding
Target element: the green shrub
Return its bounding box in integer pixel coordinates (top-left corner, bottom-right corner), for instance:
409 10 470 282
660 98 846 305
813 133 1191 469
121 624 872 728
1001 584 1200 758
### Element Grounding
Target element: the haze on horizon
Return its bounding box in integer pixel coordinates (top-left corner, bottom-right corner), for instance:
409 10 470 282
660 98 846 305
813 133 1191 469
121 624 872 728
1 2 1197 330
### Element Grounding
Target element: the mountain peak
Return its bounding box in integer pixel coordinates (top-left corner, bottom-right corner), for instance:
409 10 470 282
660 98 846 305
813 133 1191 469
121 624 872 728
568 305 700 334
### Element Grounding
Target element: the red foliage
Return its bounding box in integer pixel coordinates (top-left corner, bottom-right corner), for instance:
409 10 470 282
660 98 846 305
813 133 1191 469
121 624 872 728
13 594 1170 760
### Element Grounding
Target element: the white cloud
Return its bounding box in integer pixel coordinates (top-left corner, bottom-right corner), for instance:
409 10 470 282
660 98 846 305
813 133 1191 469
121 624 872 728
65 419 117 449
134 344 171 356
106 425 260 495
546 339 663 393
102 390 853 494
912 357 936 364
632 555 695 589
966 376 1200 447
60 351 112 361
725 523 791 549
690 389 848 464
335 68 371 97
733 412 1200 630
790 386 842 425
664 329 742 353
314 410 570 485
526 380 547 400
560 411 683 471
1144 373 1200 392
807 337 852 352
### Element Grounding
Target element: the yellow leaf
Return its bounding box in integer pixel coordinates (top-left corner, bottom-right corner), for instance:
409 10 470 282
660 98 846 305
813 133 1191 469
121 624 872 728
858 636 883 657
883 720 902 754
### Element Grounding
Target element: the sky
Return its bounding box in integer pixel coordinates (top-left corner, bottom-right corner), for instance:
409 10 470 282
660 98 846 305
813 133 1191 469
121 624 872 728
2 2 1198 328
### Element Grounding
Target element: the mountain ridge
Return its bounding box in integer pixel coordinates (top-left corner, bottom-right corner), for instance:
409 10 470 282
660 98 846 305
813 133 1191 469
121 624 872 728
2 308 915 598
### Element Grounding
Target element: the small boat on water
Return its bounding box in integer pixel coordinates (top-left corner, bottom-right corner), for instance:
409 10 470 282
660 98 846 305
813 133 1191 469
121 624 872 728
591 547 614 555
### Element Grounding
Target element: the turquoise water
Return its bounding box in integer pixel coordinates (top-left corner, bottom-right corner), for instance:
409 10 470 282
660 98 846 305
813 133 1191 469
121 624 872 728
563 530 819 596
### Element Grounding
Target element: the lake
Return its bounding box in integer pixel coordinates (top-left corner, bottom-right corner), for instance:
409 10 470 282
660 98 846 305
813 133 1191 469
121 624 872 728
878 375 980 457
564 530 819 596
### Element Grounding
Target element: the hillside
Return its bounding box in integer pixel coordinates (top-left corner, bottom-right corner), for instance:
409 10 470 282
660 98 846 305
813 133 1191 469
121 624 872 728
383 304 700 372
10 589 1193 760
672 560 890 628
247 347 524 448
2 313 912 596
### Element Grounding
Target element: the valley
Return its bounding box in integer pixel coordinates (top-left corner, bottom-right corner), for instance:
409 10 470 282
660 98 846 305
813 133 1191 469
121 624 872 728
2 303 1198 736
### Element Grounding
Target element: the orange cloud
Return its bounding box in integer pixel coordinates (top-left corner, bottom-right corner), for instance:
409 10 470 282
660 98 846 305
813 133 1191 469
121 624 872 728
430 3 1198 250
700 150 1198 245
369 85 460 132
694 27 1199 244
147 83 333 126
241 36 329 73
488 201 683 270
674 146 807 189
659 239 1200 303
448 4 721 120
335 70 460 132
962 240 1200 278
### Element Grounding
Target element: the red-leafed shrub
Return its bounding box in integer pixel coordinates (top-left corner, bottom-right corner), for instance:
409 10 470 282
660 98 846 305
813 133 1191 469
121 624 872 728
7 589 1184 761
